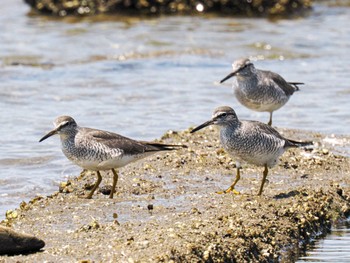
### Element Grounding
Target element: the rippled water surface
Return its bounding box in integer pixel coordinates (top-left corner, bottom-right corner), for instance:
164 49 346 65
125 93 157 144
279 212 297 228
297 220 350 262
0 0 349 227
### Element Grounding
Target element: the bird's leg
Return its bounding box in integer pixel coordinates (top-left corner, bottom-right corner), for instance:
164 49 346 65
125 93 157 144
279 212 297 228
217 166 241 195
109 169 119 199
86 171 102 199
268 112 273 126
258 164 269 196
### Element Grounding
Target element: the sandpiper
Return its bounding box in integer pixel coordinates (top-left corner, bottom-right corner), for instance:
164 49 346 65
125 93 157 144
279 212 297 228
39 116 187 199
191 106 312 195
220 58 303 126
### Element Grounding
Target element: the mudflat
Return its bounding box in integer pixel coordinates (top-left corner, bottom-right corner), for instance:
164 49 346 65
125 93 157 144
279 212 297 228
1 127 350 262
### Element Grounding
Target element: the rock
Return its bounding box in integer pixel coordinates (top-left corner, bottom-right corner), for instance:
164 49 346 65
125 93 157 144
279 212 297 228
24 0 311 17
0 225 45 255
3 128 350 261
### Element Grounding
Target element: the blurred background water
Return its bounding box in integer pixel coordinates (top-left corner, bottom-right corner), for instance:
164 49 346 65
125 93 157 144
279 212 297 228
0 0 349 224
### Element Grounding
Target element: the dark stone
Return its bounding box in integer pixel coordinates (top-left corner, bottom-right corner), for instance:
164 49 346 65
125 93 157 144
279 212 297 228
99 185 115 196
336 187 343 197
0 225 45 255
273 190 300 199
24 0 312 17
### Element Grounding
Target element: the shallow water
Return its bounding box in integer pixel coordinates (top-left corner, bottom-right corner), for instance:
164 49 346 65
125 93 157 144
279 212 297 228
0 0 349 222
297 219 350 262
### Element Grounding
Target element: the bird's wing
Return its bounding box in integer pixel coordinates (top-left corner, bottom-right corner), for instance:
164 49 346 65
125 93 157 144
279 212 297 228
250 120 285 137
245 121 313 149
80 127 150 155
80 128 184 155
261 70 298 96
243 120 287 147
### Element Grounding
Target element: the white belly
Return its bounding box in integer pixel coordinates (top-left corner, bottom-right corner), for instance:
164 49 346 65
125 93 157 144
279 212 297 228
67 153 151 171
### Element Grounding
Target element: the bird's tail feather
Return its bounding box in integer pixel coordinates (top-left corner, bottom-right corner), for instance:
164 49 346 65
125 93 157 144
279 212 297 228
287 139 313 148
288 82 304 91
144 142 187 152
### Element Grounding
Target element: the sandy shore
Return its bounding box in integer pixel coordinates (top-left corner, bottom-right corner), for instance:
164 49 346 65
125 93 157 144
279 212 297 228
1 127 350 262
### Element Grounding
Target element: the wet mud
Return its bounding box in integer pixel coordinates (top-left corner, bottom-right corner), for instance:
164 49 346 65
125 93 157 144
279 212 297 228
1 127 350 262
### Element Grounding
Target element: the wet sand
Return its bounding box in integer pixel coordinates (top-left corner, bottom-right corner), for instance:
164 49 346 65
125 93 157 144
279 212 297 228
1 127 350 262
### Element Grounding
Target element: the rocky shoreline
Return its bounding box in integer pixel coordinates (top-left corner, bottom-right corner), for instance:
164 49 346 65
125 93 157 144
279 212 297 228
24 0 311 17
1 127 350 262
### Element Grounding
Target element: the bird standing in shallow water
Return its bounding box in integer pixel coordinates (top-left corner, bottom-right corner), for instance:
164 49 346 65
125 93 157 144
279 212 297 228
191 106 312 195
220 58 303 126
39 116 186 199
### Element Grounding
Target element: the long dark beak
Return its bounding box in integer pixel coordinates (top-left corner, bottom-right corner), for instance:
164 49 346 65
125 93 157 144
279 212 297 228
191 120 214 133
39 128 58 142
220 71 237 83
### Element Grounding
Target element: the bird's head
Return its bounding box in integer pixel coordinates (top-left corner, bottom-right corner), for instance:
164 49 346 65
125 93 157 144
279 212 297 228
191 106 238 133
39 116 77 142
220 58 255 83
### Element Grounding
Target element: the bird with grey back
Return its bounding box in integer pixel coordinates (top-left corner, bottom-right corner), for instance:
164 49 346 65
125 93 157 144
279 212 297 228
39 116 187 199
191 106 312 195
220 58 303 126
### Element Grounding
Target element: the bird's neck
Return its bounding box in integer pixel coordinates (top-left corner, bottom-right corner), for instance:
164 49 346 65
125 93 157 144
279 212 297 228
219 121 240 143
59 130 77 150
236 73 258 89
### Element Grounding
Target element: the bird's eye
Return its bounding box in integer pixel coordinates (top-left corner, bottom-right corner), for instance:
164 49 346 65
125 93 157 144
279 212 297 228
220 113 227 117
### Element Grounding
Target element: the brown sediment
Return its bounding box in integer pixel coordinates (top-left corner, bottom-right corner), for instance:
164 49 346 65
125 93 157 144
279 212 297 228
24 0 312 17
1 127 350 262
